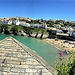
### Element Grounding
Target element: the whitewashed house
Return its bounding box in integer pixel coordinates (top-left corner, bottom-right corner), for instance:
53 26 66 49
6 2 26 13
8 20 12 25
2 18 47 28
20 22 30 27
2 18 12 25
2 18 30 27
73 27 75 30
57 29 63 33
13 18 20 25
69 31 75 38
13 18 30 27
66 26 74 31
30 24 47 28
25 23 30 27
19 21 26 26
2 19 8 24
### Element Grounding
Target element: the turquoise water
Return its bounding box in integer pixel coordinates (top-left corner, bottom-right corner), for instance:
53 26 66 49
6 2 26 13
0 33 61 67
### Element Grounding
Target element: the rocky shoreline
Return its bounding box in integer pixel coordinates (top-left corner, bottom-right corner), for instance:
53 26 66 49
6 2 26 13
3 31 49 39
44 38 75 53
2 30 75 53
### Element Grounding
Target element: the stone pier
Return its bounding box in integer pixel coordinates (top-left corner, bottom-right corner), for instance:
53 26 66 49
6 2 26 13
0 37 55 75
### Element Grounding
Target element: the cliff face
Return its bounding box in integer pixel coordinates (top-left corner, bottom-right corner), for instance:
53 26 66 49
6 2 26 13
0 37 55 75
30 32 49 39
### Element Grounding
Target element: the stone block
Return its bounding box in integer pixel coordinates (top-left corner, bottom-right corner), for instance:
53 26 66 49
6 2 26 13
35 66 44 69
11 68 25 73
14 64 28 68
0 67 10 72
42 72 52 75
0 71 12 75
42 69 49 72
26 69 37 72
12 73 19 75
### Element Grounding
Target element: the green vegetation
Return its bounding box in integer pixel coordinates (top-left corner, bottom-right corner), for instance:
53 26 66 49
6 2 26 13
56 54 75 75
1 17 75 28
46 21 54 27
19 19 75 27
0 24 48 35
64 22 75 27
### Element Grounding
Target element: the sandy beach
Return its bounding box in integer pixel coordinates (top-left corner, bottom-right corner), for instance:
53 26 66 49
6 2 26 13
44 38 75 52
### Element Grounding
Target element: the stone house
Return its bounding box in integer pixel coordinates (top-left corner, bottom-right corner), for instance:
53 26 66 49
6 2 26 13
49 28 57 35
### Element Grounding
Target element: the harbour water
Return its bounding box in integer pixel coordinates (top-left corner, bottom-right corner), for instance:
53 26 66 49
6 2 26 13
0 33 66 67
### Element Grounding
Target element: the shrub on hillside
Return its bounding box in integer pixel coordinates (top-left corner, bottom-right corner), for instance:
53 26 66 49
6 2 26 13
55 54 75 75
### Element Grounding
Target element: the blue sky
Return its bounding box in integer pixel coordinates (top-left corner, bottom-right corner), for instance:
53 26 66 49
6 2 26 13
0 0 75 21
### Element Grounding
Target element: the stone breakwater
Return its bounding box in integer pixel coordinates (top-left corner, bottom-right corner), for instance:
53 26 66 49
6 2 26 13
0 37 55 75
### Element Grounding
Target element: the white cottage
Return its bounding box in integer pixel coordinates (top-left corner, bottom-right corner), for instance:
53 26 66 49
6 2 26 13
69 31 75 38
13 18 30 26
19 21 26 26
20 22 30 27
13 18 20 25
2 18 12 25
8 20 12 25
24 23 30 27
30 24 47 28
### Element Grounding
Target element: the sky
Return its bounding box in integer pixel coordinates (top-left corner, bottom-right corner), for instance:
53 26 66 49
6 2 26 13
0 0 75 21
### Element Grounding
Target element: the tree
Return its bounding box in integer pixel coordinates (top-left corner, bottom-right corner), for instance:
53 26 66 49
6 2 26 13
69 56 75 75
10 25 18 35
46 20 54 27
0 24 9 33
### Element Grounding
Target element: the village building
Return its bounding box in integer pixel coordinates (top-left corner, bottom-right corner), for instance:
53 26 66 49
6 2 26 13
61 27 68 33
20 22 30 27
57 29 63 33
1 18 47 28
2 18 31 27
30 23 47 28
53 24 61 29
69 31 75 38
49 28 57 35
2 18 12 25
19 21 26 26
66 26 74 31
13 18 20 25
